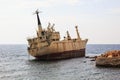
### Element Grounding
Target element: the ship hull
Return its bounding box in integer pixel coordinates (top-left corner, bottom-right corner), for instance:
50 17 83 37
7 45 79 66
35 48 85 60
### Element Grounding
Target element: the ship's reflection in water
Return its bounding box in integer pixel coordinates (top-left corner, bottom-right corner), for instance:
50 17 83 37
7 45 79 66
0 45 120 80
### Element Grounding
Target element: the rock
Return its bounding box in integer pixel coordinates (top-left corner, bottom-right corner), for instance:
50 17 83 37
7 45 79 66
85 56 97 61
96 57 120 67
96 50 120 67
100 50 120 58
85 56 89 58
85 56 97 58
90 59 96 61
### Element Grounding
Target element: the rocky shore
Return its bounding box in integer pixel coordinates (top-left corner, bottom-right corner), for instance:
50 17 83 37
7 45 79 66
96 50 120 67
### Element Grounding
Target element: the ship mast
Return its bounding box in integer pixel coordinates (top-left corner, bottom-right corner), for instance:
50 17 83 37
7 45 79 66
75 26 81 40
34 9 42 31
67 31 71 40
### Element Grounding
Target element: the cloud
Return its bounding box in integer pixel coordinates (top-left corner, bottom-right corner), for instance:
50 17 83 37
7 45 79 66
18 0 80 8
65 0 80 5
105 8 120 15
109 8 120 14
2 0 104 9
0 0 109 9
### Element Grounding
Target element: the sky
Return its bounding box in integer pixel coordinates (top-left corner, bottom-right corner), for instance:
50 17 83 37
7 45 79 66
0 0 120 44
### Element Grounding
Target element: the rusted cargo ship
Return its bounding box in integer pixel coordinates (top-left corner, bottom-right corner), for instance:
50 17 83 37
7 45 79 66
27 10 88 60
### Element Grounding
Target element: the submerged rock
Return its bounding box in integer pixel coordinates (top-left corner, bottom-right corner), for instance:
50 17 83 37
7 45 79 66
96 50 120 67
85 56 97 61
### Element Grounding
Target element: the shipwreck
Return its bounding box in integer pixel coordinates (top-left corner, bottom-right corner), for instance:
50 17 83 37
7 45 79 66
27 10 88 60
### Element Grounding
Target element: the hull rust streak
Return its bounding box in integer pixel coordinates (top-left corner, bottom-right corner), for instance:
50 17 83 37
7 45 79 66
35 49 85 60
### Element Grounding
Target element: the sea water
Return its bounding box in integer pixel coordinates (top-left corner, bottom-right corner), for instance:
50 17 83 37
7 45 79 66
0 44 120 80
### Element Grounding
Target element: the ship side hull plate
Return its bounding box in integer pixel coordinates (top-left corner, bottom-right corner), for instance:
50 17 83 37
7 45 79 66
35 48 85 60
